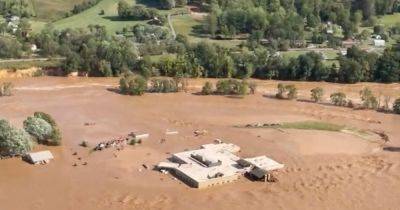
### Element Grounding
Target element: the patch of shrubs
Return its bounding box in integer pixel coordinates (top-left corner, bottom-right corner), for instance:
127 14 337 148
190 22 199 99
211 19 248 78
201 81 214 95
215 79 249 95
359 87 378 109
70 0 102 15
23 117 53 143
249 82 257 94
201 79 250 95
276 83 297 100
0 82 13 97
0 119 33 157
330 92 347 106
393 98 400 114
119 74 148 96
149 78 178 93
310 87 324 102
24 112 62 146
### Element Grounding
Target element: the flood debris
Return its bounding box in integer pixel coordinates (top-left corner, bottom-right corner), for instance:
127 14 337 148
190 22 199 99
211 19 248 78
142 164 149 170
245 123 281 128
165 130 179 135
194 129 208 136
80 141 89 147
84 122 96 126
372 130 390 144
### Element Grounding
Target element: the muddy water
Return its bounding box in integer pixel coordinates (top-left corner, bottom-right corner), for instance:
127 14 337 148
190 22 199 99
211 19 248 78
0 77 399 210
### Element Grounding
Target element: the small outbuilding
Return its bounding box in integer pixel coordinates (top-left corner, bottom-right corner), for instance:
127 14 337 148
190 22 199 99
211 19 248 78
373 39 385 47
24 151 54 164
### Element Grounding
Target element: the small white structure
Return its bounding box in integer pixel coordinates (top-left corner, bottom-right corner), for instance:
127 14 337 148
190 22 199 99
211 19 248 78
30 44 38 52
129 132 150 141
165 130 179 135
373 39 385 47
25 151 54 164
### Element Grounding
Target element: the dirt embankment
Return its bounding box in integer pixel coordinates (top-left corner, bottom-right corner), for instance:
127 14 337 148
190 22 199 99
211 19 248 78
0 68 43 78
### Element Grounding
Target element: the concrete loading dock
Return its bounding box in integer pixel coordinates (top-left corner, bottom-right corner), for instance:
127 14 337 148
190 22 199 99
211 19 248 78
157 142 284 188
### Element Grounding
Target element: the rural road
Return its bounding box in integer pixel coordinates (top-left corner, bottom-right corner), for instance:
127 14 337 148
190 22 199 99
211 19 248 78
0 57 65 63
167 14 177 39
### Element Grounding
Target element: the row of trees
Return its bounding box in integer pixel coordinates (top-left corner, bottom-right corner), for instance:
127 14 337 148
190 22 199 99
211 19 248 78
0 0 31 17
118 1 164 21
1 20 399 84
68 0 102 16
201 79 256 95
119 73 188 95
274 83 400 114
153 40 400 83
0 112 61 157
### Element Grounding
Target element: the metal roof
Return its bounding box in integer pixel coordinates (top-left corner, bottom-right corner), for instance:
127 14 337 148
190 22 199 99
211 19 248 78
27 151 54 163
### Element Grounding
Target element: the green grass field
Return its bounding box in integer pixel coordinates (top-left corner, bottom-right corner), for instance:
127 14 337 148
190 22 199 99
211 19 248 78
51 0 142 34
49 0 186 34
30 0 87 21
246 121 371 138
171 14 243 47
379 13 400 27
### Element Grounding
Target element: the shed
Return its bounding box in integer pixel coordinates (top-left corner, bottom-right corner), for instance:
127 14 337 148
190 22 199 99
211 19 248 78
25 151 54 164
373 39 385 47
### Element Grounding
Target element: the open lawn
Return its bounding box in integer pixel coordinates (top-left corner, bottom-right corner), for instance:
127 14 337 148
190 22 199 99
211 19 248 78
30 0 87 21
51 0 144 34
281 49 339 66
171 14 243 48
379 13 400 27
50 0 186 34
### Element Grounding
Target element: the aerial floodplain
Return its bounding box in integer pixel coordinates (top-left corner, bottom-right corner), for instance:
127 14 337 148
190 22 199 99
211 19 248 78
0 0 400 209
0 77 399 210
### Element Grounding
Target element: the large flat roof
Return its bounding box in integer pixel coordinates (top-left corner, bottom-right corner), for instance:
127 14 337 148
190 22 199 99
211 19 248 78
159 142 284 187
172 144 243 182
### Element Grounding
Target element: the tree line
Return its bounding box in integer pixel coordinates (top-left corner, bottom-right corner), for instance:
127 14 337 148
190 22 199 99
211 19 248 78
0 21 399 83
204 0 400 44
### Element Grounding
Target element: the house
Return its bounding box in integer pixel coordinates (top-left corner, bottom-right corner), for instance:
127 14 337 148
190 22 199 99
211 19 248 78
373 39 385 47
24 151 54 164
157 142 284 188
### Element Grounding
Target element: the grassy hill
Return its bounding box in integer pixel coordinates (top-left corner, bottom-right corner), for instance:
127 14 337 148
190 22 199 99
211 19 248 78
30 0 87 21
51 0 141 34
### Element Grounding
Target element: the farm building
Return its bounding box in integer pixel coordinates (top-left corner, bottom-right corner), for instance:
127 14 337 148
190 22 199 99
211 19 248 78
157 142 284 188
24 151 54 164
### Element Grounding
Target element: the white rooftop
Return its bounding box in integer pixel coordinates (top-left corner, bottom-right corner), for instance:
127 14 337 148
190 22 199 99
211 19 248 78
27 151 54 163
159 142 284 187
242 156 284 171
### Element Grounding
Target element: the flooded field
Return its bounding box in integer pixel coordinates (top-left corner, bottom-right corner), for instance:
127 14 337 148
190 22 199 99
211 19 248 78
0 77 399 210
